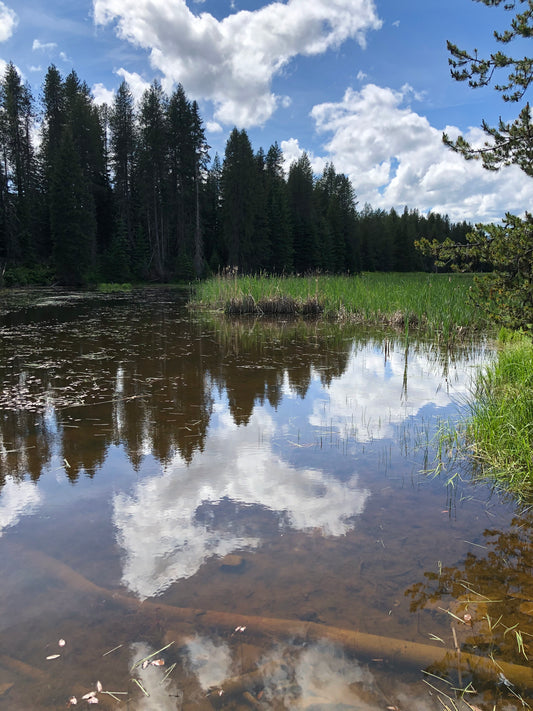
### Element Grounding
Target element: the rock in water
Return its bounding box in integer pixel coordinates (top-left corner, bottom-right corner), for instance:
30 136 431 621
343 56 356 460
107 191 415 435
219 554 245 571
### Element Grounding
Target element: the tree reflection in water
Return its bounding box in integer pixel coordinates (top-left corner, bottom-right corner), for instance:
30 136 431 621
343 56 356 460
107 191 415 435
407 510 533 679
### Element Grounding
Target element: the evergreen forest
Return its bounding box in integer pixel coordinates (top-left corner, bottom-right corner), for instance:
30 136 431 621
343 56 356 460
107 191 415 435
0 62 472 287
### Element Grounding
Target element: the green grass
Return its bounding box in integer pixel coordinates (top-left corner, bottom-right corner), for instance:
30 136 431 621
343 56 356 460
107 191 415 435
191 272 487 338
96 282 133 292
464 333 533 495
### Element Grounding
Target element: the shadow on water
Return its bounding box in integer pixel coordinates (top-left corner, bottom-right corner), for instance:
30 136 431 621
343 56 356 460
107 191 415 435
0 287 527 710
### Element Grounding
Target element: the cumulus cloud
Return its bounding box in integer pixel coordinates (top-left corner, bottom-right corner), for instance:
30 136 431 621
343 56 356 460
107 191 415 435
0 2 17 42
280 137 327 175
92 82 115 105
93 0 382 127
116 67 151 105
206 120 223 133
304 83 533 222
32 39 57 52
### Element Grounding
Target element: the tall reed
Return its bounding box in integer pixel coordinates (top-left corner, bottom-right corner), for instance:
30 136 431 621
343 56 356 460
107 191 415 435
465 333 533 494
191 272 487 338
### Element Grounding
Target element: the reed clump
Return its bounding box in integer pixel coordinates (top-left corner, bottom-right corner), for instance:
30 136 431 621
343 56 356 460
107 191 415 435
191 272 486 338
225 294 323 316
465 331 533 494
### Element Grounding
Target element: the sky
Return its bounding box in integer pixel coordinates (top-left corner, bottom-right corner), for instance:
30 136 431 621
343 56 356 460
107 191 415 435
1 0 532 223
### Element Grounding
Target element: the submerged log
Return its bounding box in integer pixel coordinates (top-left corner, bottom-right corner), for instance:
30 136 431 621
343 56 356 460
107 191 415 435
0 654 48 681
11 543 533 692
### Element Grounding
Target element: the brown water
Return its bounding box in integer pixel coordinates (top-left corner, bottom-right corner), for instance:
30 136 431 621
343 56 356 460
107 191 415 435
0 287 530 710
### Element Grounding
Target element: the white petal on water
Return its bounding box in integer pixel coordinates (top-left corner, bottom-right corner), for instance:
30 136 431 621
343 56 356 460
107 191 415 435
46 654 61 660
58 639 66 647
96 680 103 692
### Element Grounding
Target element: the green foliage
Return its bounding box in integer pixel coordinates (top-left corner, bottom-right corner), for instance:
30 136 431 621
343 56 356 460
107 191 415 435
3 264 54 286
418 2 533 331
417 211 533 331
192 272 484 338
444 0 533 174
221 128 261 270
466 335 533 494
0 61 474 287
50 126 96 286
96 282 132 292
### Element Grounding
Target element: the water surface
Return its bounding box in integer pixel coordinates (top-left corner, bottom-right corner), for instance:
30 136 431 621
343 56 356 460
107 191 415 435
0 288 529 710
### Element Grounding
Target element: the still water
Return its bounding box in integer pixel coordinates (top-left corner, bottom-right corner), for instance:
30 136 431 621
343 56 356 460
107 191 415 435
0 288 530 710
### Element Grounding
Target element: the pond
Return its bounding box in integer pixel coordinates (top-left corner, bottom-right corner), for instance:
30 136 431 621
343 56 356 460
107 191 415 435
0 287 531 710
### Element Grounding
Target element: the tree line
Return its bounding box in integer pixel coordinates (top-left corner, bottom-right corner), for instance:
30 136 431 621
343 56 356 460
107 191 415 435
0 62 471 287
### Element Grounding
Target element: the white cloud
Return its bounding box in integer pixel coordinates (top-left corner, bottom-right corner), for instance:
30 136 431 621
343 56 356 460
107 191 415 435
280 137 304 170
93 0 382 127
115 67 150 105
280 137 327 176
0 2 17 42
32 39 57 52
92 82 115 105
306 83 533 222
206 120 223 133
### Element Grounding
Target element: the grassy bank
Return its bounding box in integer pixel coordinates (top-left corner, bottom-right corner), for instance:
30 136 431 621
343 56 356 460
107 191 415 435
191 272 487 338
460 333 533 496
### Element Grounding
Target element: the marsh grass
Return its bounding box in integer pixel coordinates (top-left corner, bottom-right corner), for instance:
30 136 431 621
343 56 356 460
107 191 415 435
465 333 533 494
192 272 486 339
435 332 533 497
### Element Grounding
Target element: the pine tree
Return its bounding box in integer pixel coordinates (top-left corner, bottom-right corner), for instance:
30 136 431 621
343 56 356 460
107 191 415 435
287 153 320 273
50 126 96 286
166 87 208 278
418 1 533 329
221 128 258 271
109 80 136 250
265 143 292 272
0 62 37 263
203 153 223 271
136 81 169 279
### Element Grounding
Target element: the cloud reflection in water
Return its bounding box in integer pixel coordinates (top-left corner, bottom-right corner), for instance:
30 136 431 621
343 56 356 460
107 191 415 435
113 404 369 599
0 476 41 537
113 340 479 600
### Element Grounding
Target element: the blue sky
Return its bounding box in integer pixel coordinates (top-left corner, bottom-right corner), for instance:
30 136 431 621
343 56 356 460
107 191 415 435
2 0 532 223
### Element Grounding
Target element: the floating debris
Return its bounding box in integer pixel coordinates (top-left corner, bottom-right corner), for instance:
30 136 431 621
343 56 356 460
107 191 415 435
59 638 66 647
161 662 176 684
130 641 174 672
96 680 103 692
132 678 150 697
102 644 123 657
81 691 97 700
151 659 165 666
46 654 61 660
68 697 77 706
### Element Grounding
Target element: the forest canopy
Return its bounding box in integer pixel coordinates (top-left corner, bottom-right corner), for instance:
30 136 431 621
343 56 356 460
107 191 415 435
0 63 471 287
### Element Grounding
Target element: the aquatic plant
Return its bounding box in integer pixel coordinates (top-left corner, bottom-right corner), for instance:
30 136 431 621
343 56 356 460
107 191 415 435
191 272 487 340
466 333 533 493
